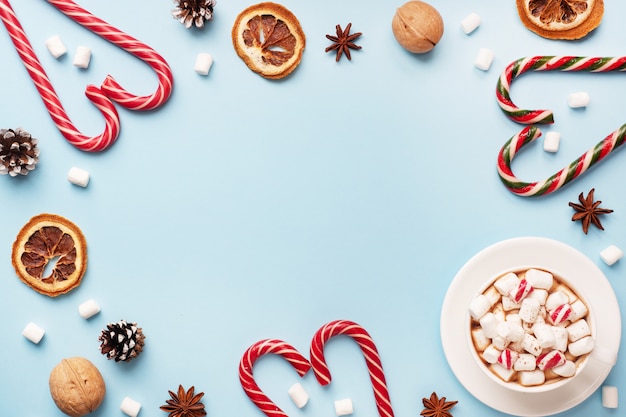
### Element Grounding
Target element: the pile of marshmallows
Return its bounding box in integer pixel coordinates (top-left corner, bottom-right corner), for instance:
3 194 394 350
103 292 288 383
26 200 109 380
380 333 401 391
469 268 594 387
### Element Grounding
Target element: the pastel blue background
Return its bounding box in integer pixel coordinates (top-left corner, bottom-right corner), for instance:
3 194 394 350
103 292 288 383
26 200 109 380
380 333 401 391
1 0 625 416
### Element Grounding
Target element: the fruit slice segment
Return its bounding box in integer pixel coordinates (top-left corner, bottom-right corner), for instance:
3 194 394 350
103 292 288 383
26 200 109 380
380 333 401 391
12 213 87 297
516 0 604 40
232 2 306 79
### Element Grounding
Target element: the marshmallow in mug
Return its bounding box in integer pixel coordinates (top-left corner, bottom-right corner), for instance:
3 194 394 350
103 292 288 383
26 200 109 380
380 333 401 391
469 268 594 386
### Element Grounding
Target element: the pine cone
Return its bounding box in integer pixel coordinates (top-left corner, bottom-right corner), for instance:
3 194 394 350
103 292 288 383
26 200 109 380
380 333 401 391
0 128 39 177
98 320 145 362
172 0 216 29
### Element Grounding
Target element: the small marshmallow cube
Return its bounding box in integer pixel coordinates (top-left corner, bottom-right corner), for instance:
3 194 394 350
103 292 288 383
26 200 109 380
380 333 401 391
533 324 556 349
45 35 67 58
543 131 561 153
482 344 501 364
78 299 100 319
567 92 590 108
519 370 545 386
22 322 45 344
502 296 522 311
334 398 353 416
600 245 623 266
120 396 142 417
195 53 214 75
522 333 542 356
73 46 92 69
553 360 576 377
479 312 499 338
602 385 618 408
514 353 536 371
546 291 569 311
525 269 553 289
68 167 90 187
461 12 481 35
568 299 588 322
519 298 540 323
552 326 569 351
568 336 595 356
490 363 515 382
494 272 519 295
288 383 309 408
527 289 548 305
469 294 491 320
567 319 591 342
474 48 494 71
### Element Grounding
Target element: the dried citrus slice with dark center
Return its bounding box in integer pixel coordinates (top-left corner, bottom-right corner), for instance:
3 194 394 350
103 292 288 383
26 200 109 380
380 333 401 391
516 0 604 40
12 213 87 297
232 2 306 79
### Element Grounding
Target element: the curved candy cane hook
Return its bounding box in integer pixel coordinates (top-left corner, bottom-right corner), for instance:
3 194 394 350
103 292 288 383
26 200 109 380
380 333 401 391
0 0 119 152
497 124 626 196
310 320 394 417
47 0 173 111
239 339 312 417
496 56 626 125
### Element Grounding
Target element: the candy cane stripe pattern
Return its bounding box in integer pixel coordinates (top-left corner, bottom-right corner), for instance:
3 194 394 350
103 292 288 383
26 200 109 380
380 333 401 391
497 124 626 196
48 0 173 111
239 339 311 417
496 56 626 125
0 0 119 151
310 320 394 417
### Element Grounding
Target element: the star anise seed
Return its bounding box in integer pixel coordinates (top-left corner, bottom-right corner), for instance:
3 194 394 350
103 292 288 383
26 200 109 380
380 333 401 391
420 392 458 417
325 23 362 62
568 188 613 234
160 385 207 417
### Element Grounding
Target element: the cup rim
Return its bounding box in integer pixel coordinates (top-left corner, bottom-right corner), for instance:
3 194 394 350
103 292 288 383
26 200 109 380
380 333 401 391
467 265 594 394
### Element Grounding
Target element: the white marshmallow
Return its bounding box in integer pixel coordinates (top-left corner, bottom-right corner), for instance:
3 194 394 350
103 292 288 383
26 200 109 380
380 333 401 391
552 360 576 377
567 92 590 108
502 296 521 311
474 48 494 71
497 349 518 369
68 167 90 187
498 321 524 343
514 353 536 371
602 385 618 408
519 298 541 323
568 299 588 322
552 326 569 352
494 272 519 295
567 319 591 342
568 336 595 356
546 291 569 311
120 397 141 417
543 132 561 153
461 12 481 35
469 294 491 320
533 324 556 349
195 53 214 75
525 269 553 289
555 284 577 303
519 370 545 386
600 245 623 266
288 383 308 408
522 333 542 356
482 344 501 364
480 312 499 338
507 313 522 327
73 46 92 69
527 289 548 305
22 322 45 344
537 350 565 370
492 335 508 350
490 363 515 382
334 398 353 416
484 286 502 306
78 299 100 319
45 35 67 58
471 328 490 351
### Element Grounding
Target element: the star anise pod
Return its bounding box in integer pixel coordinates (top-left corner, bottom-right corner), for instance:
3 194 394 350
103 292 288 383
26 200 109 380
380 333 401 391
325 23 362 62
160 385 207 417
568 188 613 234
420 392 458 417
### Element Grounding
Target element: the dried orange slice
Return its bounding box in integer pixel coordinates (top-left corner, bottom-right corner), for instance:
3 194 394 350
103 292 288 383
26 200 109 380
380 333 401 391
516 0 604 40
232 2 306 79
12 213 87 297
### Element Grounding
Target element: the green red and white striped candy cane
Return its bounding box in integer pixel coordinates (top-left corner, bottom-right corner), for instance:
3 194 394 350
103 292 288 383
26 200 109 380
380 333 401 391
496 56 626 196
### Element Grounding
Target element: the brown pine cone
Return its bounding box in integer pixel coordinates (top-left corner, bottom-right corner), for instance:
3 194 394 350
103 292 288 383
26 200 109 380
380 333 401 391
0 128 39 176
98 320 145 362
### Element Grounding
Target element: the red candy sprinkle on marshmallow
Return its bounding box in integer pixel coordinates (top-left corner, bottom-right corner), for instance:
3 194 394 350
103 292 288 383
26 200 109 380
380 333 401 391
549 304 572 325
509 278 534 303
536 350 566 371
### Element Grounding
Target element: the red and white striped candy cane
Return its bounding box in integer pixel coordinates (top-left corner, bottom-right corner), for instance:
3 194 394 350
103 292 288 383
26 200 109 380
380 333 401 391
0 0 119 151
497 124 626 196
239 339 312 417
496 56 626 124
48 0 173 111
310 320 394 417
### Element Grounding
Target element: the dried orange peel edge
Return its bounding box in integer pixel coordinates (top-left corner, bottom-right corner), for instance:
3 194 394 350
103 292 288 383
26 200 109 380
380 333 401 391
516 0 604 40
12 213 87 297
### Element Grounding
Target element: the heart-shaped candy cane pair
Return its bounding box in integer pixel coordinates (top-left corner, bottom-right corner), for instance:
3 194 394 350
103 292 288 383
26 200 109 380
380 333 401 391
239 320 394 417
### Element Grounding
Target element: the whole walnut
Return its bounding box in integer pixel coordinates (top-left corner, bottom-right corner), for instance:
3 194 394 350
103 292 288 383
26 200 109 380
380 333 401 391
392 1 444 53
49 357 106 417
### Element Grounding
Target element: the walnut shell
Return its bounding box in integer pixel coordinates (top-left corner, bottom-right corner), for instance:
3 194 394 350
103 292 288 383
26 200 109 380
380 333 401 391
392 1 444 53
49 357 106 417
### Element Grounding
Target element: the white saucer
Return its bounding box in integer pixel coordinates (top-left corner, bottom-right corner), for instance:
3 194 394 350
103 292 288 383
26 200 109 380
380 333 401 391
440 237 621 416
